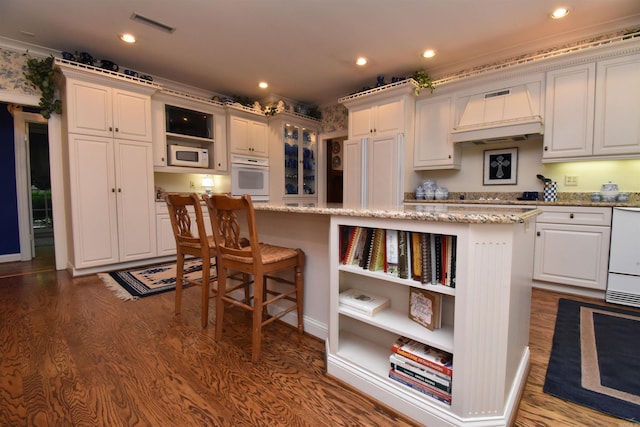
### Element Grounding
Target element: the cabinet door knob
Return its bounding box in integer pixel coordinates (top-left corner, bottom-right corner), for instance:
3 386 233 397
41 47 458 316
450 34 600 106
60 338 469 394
115 127 119 132
111 188 115 192
570 213 574 219
109 127 113 132
544 146 548 151
536 231 541 236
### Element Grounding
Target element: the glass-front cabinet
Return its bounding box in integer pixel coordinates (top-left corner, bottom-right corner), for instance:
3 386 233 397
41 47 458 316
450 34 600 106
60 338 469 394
269 111 320 201
284 123 317 196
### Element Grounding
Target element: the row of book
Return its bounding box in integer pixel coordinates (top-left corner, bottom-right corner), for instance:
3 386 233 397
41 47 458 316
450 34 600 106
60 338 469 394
389 337 453 405
339 226 457 287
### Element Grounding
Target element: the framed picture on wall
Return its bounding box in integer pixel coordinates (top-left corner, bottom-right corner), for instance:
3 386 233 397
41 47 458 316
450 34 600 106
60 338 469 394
483 147 518 185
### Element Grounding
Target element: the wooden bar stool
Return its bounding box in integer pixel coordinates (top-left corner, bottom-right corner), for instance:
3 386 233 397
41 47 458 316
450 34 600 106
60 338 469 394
164 193 217 328
202 193 305 362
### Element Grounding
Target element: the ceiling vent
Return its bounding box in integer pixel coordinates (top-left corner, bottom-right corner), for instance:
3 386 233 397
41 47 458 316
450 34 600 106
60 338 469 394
131 13 175 33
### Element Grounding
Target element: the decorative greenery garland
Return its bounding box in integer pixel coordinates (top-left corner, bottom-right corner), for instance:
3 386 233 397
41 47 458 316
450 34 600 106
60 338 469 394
23 55 62 119
412 69 436 95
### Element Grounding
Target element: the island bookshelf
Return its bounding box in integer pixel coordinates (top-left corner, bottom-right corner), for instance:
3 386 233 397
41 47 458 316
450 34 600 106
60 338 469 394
326 214 535 427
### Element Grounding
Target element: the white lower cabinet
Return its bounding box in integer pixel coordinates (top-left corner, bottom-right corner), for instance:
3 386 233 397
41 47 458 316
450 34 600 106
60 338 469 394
327 215 535 426
155 203 212 256
68 134 156 268
534 206 611 290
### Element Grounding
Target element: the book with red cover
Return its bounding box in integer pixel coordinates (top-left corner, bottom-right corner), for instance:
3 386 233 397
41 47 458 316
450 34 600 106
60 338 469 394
390 352 451 383
391 336 453 377
390 353 452 392
339 225 355 263
342 226 360 264
388 369 452 405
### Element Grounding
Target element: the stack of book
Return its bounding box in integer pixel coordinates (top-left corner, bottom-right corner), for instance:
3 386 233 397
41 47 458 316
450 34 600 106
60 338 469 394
339 226 457 287
388 337 453 405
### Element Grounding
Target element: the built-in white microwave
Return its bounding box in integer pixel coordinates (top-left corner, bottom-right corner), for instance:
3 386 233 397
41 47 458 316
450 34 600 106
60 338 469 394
168 145 209 168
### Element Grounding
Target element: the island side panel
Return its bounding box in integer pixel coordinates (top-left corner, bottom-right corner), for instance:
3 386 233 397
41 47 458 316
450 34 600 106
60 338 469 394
253 209 331 339
454 221 533 419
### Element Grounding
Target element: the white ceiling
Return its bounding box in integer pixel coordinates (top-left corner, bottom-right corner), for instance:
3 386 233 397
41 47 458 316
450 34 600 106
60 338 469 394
1 0 639 106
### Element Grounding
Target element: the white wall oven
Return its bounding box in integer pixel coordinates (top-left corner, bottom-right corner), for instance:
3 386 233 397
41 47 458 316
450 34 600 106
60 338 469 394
230 155 269 202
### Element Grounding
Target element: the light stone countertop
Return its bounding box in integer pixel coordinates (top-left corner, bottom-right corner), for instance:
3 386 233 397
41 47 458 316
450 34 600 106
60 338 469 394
404 191 640 207
253 202 539 224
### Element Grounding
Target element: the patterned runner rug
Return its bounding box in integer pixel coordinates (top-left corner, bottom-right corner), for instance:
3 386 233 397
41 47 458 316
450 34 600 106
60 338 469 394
543 298 640 424
98 259 215 300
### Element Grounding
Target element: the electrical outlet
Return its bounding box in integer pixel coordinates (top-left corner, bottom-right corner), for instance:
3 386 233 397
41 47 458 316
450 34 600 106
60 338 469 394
189 180 195 188
564 175 578 186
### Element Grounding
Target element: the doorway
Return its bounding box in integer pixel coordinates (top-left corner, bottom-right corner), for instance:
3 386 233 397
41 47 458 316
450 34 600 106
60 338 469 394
326 136 346 203
12 107 55 268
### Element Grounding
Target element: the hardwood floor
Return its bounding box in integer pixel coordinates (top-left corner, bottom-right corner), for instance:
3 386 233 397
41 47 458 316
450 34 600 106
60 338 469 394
0 260 638 426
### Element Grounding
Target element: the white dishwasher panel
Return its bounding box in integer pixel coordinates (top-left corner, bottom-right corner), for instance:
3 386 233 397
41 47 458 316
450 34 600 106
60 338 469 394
608 207 640 276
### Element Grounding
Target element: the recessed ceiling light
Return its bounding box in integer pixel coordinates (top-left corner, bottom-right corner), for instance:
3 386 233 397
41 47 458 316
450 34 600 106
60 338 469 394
120 33 136 43
356 57 367 66
259 82 268 89
422 49 436 59
551 7 569 19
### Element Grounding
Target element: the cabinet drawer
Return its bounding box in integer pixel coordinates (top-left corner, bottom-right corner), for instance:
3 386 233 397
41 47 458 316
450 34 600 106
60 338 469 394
536 206 611 226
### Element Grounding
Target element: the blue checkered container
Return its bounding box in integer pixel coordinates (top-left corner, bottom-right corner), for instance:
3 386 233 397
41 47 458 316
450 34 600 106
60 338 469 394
543 181 557 202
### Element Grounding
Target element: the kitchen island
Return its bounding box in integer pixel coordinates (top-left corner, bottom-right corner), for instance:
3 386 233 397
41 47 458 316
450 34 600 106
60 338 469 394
253 202 539 426
252 202 539 337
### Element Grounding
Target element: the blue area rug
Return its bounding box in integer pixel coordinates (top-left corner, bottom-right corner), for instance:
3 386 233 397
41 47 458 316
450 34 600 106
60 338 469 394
98 259 214 300
543 298 640 423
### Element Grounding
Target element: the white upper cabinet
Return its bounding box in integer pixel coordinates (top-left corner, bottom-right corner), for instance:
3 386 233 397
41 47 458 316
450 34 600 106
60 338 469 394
349 97 405 140
543 63 596 159
593 53 640 156
228 109 269 157
543 52 640 161
414 95 460 170
66 79 152 142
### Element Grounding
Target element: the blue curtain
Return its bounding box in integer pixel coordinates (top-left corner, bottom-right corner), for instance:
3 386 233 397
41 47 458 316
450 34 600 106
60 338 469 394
0 103 20 255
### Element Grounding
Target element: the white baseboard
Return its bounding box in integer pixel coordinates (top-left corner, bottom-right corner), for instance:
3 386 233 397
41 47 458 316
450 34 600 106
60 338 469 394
0 253 21 263
532 281 605 299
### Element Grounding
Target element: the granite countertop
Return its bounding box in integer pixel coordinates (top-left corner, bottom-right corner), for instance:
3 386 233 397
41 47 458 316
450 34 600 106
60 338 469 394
253 202 539 224
404 191 640 208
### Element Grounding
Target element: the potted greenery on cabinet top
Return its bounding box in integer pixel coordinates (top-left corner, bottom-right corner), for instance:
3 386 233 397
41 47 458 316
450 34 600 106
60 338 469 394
23 55 62 119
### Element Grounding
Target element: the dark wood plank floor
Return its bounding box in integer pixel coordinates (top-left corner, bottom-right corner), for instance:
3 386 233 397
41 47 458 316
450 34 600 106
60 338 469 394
0 258 638 426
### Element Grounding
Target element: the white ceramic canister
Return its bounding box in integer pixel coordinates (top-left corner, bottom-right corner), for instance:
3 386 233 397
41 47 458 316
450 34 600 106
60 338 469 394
435 186 449 200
